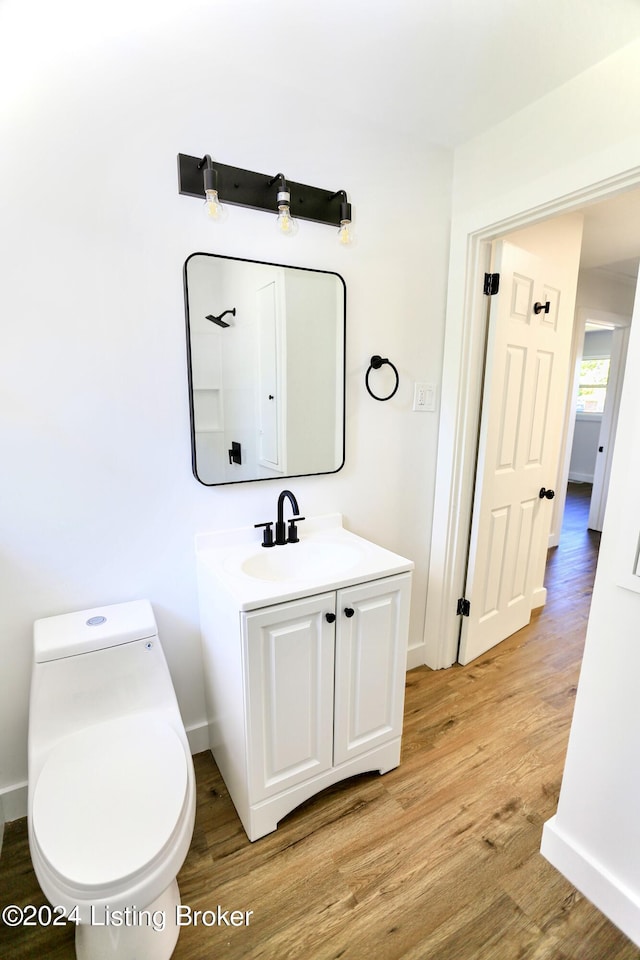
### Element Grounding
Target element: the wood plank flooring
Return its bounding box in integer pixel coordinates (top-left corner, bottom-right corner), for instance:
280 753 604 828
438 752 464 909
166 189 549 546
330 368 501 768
2 483 638 959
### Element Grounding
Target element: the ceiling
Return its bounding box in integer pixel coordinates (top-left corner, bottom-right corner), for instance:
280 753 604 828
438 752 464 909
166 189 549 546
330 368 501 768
579 189 640 279
3 0 640 147
246 0 640 147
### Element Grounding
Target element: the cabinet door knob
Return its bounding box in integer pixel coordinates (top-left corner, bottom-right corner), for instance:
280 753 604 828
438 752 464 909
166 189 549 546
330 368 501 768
325 613 336 623
344 607 355 618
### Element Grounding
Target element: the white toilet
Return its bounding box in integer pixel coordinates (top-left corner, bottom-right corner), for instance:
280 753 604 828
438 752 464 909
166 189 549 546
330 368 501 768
28 599 196 960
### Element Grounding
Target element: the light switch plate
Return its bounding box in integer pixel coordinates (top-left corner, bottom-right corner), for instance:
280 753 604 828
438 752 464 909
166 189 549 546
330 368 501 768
413 382 436 412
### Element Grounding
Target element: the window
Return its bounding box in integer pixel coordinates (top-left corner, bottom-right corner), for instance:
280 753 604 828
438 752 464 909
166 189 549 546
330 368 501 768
576 357 610 414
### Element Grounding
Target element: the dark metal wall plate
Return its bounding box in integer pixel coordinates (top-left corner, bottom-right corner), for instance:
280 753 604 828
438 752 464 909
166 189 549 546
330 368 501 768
178 154 345 226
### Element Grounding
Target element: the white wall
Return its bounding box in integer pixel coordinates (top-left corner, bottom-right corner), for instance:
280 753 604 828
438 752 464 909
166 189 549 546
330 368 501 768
582 328 614 357
451 40 640 222
0 3 452 810
542 277 640 942
568 416 600 482
436 36 640 944
576 269 637 316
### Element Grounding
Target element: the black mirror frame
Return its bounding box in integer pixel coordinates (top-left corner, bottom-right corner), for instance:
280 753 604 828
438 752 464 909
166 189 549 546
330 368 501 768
183 251 347 486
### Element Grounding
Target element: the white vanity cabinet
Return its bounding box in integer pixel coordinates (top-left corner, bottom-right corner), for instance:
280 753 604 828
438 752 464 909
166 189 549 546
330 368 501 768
196 516 413 841
246 575 410 808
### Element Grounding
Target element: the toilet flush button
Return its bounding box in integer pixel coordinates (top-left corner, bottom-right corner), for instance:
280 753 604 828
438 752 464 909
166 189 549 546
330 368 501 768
86 616 107 626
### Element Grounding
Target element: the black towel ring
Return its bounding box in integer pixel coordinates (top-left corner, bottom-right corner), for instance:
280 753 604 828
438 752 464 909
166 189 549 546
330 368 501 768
365 355 399 401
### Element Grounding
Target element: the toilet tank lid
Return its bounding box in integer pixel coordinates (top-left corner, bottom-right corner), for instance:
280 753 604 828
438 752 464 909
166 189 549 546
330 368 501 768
34 600 158 662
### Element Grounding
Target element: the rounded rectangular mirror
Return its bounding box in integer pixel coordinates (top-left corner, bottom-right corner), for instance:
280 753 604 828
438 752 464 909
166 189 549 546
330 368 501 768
184 253 346 486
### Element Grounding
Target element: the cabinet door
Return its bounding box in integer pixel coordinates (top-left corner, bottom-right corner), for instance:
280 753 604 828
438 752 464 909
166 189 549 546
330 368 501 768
244 593 335 802
334 574 411 765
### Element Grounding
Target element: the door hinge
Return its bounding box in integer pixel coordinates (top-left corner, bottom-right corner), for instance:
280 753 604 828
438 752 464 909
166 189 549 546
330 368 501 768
457 597 471 617
483 272 500 296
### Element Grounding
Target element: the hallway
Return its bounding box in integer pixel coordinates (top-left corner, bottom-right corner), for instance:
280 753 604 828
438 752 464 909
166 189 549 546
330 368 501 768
545 480 601 620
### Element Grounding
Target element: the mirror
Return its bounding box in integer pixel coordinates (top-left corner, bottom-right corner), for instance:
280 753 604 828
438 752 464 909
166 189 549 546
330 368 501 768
184 253 346 486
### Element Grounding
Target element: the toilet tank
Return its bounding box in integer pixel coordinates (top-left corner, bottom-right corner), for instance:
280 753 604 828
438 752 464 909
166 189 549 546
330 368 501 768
33 599 157 662
29 600 185 763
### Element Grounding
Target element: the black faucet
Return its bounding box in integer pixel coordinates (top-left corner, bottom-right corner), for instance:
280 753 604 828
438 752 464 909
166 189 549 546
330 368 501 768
255 489 305 547
275 489 301 545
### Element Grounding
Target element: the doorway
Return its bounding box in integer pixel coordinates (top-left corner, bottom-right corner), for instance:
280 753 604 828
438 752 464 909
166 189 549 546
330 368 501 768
424 173 640 671
564 311 632 534
457 221 584 666
462 214 637 664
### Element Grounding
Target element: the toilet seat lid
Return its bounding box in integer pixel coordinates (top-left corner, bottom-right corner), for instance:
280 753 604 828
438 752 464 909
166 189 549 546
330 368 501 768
32 715 188 888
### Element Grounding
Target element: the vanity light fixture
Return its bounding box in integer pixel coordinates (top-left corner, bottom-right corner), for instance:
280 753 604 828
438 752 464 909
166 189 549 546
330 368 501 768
199 155 224 220
177 153 354 240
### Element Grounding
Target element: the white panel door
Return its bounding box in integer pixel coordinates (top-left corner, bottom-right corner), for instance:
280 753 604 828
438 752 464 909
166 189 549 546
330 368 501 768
459 241 574 665
256 280 281 469
244 594 335 801
333 574 411 765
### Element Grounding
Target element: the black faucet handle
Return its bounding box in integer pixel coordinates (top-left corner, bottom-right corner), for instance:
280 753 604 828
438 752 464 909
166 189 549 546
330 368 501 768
287 516 305 544
255 521 275 548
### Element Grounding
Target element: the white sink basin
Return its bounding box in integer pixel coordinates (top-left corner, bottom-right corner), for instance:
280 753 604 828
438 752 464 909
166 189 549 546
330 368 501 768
196 514 414 610
240 540 362 582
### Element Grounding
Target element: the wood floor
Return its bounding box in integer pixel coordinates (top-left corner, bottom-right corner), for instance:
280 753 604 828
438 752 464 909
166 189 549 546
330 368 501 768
2 483 638 959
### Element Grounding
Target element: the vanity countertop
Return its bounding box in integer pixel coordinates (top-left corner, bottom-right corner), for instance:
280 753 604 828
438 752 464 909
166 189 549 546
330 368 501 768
195 514 413 611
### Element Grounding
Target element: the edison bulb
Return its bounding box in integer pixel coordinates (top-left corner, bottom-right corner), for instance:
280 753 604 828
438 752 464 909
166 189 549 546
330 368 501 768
203 188 223 220
338 220 353 245
338 219 356 247
277 204 297 236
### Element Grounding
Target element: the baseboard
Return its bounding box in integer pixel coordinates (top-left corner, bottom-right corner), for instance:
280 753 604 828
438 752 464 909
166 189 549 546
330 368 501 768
532 586 547 610
406 644 425 670
541 816 640 946
568 471 594 484
0 781 28 824
186 720 210 756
